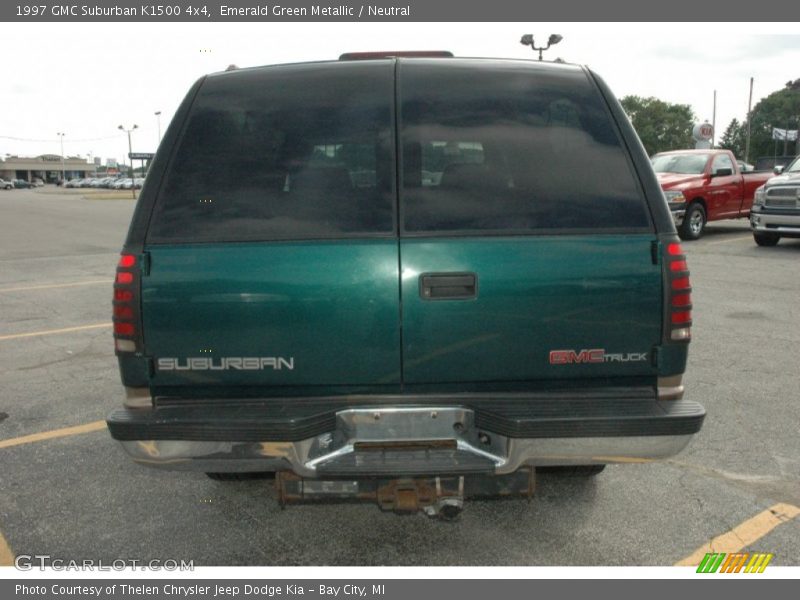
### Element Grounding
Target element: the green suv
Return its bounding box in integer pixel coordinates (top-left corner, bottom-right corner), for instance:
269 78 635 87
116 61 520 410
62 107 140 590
106 54 704 515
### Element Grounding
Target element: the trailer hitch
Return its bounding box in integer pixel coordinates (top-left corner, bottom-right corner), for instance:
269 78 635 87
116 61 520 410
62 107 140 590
275 468 534 520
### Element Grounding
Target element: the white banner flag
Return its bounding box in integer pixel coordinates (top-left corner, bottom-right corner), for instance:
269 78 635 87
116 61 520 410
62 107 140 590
772 127 799 141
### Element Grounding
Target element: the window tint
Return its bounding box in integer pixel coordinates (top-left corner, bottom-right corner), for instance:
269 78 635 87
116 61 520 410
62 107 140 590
148 62 394 243
711 153 734 174
400 61 651 233
652 153 709 175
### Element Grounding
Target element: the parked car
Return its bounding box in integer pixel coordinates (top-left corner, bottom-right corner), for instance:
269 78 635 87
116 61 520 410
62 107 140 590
13 179 34 189
64 179 82 188
750 155 800 246
651 149 774 240
106 53 705 517
0 178 13 190
754 155 795 172
32 178 45 187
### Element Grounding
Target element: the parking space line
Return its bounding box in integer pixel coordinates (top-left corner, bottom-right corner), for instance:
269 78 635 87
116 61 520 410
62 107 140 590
0 529 13 567
0 323 111 341
675 502 800 566
0 280 110 293
705 235 752 246
0 420 107 449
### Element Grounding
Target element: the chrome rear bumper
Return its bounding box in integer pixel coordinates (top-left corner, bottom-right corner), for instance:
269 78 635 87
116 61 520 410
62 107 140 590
110 402 704 476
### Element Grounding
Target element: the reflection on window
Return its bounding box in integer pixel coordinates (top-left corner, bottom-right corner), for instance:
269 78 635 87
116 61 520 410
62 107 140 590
421 141 484 187
401 63 650 233
652 154 709 175
148 63 394 243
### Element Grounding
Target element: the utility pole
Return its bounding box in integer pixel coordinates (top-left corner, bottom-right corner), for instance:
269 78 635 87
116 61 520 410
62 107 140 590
711 90 717 148
784 116 790 156
154 111 162 145
118 124 138 199
57 132 66 184
744 78 754 164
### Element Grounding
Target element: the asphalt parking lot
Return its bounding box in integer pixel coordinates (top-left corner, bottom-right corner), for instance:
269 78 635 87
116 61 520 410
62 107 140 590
0 187 798 567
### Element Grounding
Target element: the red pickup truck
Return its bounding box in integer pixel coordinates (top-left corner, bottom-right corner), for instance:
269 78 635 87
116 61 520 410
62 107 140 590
651 149 773 240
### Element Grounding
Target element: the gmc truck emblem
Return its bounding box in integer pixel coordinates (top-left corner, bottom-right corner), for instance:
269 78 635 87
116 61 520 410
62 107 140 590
549 349 605 364
549 349 647 364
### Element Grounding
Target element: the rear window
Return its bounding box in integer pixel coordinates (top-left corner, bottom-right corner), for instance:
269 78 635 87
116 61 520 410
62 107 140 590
147 62 395 243
399 61 650 234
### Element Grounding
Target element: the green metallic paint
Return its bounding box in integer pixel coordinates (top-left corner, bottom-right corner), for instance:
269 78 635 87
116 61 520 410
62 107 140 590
400 235 664 383
138 234 684 394
142 240 401 388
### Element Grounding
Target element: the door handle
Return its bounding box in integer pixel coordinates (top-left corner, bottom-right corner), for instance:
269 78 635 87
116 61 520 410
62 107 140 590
419 273 477 300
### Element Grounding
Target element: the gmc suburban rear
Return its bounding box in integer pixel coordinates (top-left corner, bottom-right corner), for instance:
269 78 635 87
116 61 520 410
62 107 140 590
106 55 705 517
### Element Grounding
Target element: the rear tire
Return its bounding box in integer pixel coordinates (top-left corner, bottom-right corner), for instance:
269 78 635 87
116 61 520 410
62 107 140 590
753 232 780 247
679 203 706 240
538 465 606 477
206 472 275 481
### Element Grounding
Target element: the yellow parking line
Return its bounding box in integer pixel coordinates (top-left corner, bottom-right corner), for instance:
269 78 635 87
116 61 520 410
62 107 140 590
0 280 110 293
675 503 800 566
0 323 111 341
0 529 13 567
706 235 752 246
0 420 107 449
0 420 110 565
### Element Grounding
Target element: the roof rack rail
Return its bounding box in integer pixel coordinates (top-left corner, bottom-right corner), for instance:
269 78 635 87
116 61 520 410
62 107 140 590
339 51 454 60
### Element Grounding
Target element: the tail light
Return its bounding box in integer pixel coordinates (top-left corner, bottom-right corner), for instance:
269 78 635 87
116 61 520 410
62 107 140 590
113 253 141 353
665 242 692 341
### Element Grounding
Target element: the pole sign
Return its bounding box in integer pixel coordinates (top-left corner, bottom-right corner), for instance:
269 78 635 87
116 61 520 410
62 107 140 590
693 122 714 149
129 152 155 160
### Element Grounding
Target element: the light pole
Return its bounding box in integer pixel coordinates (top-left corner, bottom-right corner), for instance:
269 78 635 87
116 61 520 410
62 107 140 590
520 33 563 61
57 132 66 184
118 124 138 199
154 111 162 145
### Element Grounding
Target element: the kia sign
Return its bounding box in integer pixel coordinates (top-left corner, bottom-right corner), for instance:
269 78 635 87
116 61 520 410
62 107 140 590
693 122 714 149
693 123 714 140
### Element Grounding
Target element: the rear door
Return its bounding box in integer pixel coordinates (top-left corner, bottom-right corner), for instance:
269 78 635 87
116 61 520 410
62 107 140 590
142 61 401 394
398 60 662 385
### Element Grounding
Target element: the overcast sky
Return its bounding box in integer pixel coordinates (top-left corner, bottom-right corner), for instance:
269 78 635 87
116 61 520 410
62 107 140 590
2 22 799 165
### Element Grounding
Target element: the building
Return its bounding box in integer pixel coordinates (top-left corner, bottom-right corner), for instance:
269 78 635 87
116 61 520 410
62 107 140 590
0 155 96 183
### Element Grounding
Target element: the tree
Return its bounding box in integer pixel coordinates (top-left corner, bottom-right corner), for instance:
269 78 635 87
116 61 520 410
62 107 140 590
718 118 746 158
620 95 696 155
743 79 800 160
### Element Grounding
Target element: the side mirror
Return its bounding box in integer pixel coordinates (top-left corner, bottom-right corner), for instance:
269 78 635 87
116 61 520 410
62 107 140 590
773 165 784 175
712 168 733 177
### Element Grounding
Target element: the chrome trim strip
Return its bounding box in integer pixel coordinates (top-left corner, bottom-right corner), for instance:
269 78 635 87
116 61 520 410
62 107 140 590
657 374 684 400
123 386 152 408
751 211 800 234
118 433 696 474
